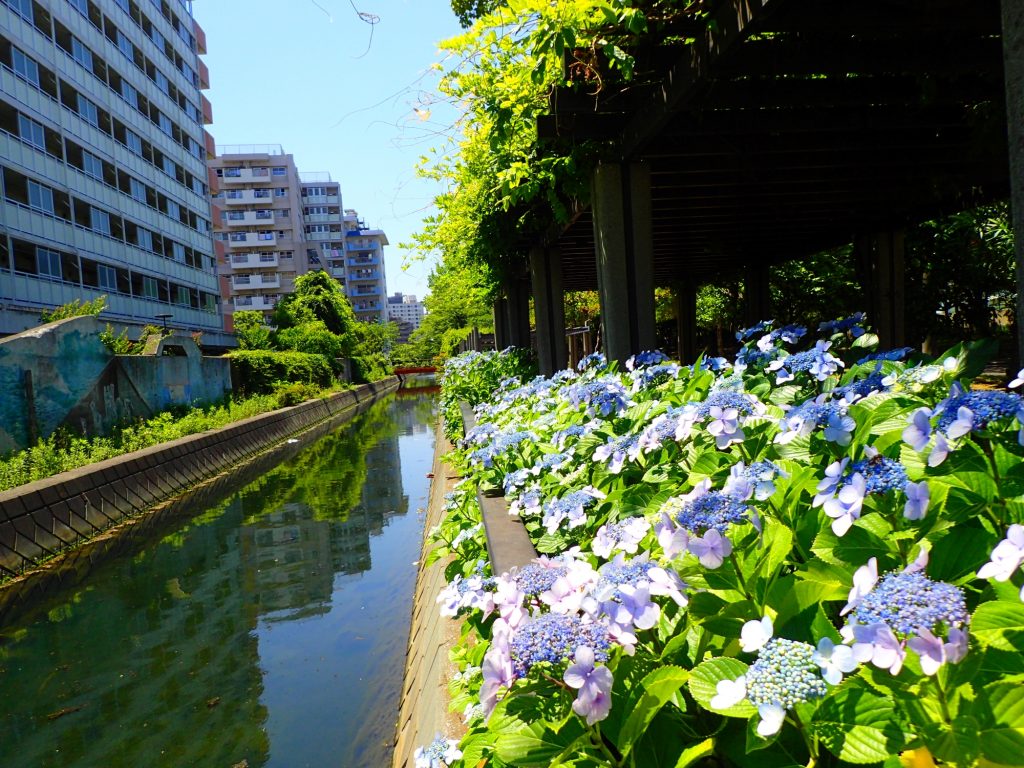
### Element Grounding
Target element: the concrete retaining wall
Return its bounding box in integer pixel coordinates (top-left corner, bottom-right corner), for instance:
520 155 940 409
392 421 466 767
0 378 399 593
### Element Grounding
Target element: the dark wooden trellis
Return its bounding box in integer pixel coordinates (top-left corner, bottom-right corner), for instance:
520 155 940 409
494 0 1019 373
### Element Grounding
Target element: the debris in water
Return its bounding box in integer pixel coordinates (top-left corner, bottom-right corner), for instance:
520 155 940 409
207 697 221 708
46 704 84 721
286 439 299 444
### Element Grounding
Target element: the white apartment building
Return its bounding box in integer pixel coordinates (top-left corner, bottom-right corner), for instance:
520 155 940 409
0 0 227 341
210 146 306 329
386 292 423 327
210 149 388 329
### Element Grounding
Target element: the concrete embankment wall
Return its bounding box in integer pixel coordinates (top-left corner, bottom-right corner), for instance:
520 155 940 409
0 377 398 618
392 422 465 767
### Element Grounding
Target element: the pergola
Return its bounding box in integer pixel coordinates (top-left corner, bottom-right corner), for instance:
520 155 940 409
491 0 1022 375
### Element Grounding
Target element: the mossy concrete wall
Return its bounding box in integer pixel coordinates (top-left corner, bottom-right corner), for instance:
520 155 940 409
0 316 231 453
0 378 398 620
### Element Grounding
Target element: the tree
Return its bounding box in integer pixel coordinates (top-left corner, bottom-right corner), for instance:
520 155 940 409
450 0 499 28
272 271 358 340
233 310 273 350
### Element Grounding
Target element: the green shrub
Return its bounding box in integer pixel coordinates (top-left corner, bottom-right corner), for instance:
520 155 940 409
233 310 273 350
275 320 348 362
274 382 324 408
229 350 336 394
39 296 106 324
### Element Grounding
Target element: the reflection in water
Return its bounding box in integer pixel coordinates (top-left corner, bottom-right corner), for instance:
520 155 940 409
0 393 436 768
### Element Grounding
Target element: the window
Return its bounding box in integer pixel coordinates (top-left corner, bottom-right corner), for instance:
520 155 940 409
257 231 275 241
165 199 180 219
37 247 61 279
120 80 138 108
172 242 185 261
69 0 88 16
70 38 93 70
274 188 287 197
123 127 143 155
154 70 169 95
17 114 45 150
224 167 241 177
112 0 128 12
129 177 147 203
97 263 117 291
272 167 287 177
135 227 152 251
27 180 54 214
77 95 99 127
161 155 175 176
226 211 245 220
149 27 164 50
141 275 159 299
175 285 190 306
5 0 33 22
90 207 111 235
11 48 40 87
157 112 172 136
81 150 103 180
116 31 133 59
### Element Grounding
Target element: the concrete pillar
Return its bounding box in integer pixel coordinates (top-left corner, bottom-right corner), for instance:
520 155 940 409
591 162 656 364
674 283 698 363
505 277 532 349
1003 0 1024 365
743 263 772 328
856 230 906 349
529 246 567 375
493 298 509 349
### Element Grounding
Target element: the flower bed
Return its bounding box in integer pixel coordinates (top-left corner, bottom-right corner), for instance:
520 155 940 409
418 319 1024 768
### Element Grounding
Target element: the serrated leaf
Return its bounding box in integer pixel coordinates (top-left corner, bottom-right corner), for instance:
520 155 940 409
617 666 689 757
494 716 586 766
922 715 981 765
813 687 906 764
688 657 755 718
979 682 1024 765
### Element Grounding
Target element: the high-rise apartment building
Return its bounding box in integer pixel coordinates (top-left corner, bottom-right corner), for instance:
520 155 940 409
386 292 423 343
0 0 225 341
211 146 389 329
210 146 306 329
343 209 387 324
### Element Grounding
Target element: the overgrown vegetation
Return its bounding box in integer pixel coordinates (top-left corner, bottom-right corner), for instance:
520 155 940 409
39 296 107 324
231 271 397 386
0 382 341 492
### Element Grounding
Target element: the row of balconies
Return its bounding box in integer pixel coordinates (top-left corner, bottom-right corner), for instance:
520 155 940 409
224 189 278 205
225 210 275 227
347 240 379 251
233 295 278 311
229 251 284 269
231 274 281 291
228 231 277 248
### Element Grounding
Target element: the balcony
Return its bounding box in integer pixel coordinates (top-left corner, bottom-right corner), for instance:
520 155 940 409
347 257 378 267
224 189 274 206
353 302 381 312
233 295 278 311
232 274 281 291
302 194 341 205
305 230 344 241
349 270 379 281
330 268 346 279
353 286 381 297
346 240 379 252
230 252 280 269
221 167 272 184
228 231 277 248
225 210 275 227
304 213 342 224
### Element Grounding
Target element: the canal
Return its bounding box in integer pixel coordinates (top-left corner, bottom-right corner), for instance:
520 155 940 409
0 390 437 768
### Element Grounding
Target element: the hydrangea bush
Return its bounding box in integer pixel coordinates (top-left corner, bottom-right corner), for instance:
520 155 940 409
423 319 1024 767
438 348 536 441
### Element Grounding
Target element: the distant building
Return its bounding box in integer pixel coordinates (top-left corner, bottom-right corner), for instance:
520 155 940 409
0 0 228 343
386 292 424 343
345 210 388 324
209 148 387 329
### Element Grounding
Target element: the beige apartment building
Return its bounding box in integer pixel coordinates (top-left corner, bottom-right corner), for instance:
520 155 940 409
210 147 388 330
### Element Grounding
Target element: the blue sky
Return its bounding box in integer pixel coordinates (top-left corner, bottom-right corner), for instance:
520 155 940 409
191 0 464 299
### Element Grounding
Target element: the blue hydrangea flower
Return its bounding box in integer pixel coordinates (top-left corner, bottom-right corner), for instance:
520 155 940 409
845 455 908 494
593 434 642 474
736 320 774 342
819 313 866 337
851 571 968 639
832 370 892 403
671 490 751 535
935 388 1024 436
768 340 843 383
414 735 462 768
776 397 855 445
513 563 568 596
857 347 914 365
509 614 610 677
626 349 671 371
553 424 591 449
746 638 828 711
542 487 605 533
695 391 760 419
577 352 608 372
631 363 681 391
565 377 630 418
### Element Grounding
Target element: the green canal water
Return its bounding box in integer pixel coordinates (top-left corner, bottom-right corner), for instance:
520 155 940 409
0 391 438 768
